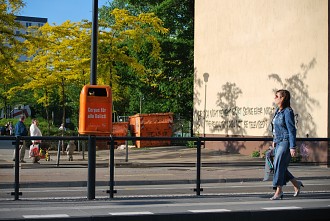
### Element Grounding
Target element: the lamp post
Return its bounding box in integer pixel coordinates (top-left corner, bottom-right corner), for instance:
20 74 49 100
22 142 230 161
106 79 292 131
203 73 209 147
88 0 98 201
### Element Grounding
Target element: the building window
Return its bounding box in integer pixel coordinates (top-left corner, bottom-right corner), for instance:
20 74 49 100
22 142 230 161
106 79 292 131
26 22 32 27
16 30 20 35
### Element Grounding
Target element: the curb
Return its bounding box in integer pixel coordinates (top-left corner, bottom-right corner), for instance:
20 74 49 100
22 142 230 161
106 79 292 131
1 161 315 169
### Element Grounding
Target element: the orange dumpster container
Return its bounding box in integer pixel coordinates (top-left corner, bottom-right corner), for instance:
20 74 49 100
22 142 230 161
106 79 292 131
78 85 112 135
112 122 129 145
129 113 173 148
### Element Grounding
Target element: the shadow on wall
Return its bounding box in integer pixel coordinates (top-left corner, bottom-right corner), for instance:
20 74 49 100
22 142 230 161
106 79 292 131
268 58 319 138
193 58 320 155
298 140 328 164
193 67 203 134
255 58 319 152
213 82 246 153
193 68 247 153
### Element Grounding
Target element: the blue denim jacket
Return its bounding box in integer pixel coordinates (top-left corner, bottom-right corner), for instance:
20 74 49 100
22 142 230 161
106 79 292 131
272 107 296 149
14 121 28 136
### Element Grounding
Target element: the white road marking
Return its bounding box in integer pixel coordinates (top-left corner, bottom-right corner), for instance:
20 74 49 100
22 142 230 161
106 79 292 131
189 209 231 213
263 206 302 210
23 214 70 218
0 198 328 212
115 174 173 177
109 211 154 215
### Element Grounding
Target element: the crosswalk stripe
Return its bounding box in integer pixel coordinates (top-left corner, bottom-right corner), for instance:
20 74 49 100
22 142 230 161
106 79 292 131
263 206 302 210
189 209 231 213
23 214 70 218
109 211 154 215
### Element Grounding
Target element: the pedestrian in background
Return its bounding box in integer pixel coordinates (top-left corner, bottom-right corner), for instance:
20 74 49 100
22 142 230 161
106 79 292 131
66 140 76 161
59 123 66 131
13 115 28 163
5 122 10 135
270 89 304 200
59 123 66 153
8 122 13 135
29 119 42 163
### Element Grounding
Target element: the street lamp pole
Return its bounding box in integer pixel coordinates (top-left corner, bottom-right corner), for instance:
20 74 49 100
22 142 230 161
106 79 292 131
90 0 98 85
203 73 209 147
88 0 98 201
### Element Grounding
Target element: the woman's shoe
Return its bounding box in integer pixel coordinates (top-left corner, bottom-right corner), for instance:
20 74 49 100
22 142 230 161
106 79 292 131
270 192 284 200
293 181 304 197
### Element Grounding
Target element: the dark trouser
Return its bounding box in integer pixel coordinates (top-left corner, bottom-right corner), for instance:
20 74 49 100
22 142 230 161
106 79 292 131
13 141 26 161
272 140 294 189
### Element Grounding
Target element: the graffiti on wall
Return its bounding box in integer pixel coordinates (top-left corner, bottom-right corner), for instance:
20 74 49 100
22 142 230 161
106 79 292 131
195 106 274 133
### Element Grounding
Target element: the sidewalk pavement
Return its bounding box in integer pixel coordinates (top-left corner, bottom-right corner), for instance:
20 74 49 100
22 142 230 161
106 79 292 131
0 146 330 187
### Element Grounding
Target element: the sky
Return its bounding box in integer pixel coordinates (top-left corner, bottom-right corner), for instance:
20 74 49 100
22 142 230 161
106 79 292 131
20 0 111 25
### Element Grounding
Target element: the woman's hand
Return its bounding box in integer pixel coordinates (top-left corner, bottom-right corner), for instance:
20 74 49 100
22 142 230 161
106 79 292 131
290 148 296 157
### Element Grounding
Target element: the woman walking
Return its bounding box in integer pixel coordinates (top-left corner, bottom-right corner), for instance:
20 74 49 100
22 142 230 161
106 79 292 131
270 89 304 200
30 119 42 164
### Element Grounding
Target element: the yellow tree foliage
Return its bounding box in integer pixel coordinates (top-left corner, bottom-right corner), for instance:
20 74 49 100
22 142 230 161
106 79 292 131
0 0 26 110
3 6 168 124
98 9 168 101
19 21 90 99
0 0 25 77
12 21 91 125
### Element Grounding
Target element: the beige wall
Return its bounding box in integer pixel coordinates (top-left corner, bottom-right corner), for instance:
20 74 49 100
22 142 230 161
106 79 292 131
194 0 328 138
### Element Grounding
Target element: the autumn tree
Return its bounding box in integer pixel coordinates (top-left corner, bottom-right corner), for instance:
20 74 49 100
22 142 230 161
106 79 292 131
0 0 26 118
97 8 168 118
2 3 170 131
99 0 194 125
17 21 91 132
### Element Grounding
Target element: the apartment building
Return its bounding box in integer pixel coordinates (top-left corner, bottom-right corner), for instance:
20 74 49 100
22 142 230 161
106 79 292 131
15 15 47 35
12 16 47 62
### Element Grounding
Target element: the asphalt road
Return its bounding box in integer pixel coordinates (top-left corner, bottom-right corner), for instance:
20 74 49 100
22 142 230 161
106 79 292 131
0 191 330 221
0 140 12 149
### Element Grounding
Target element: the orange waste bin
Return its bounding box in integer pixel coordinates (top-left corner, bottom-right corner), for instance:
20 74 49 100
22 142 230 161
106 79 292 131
78 85 112 135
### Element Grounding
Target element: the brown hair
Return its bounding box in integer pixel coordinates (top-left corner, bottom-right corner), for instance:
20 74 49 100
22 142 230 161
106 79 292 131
276 89 291 109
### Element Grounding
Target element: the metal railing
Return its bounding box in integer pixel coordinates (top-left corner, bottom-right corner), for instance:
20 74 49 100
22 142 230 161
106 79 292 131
0 135 329 200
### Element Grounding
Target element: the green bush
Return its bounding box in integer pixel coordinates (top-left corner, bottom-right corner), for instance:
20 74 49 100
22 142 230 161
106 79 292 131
186 140 196 148
251 150 260 158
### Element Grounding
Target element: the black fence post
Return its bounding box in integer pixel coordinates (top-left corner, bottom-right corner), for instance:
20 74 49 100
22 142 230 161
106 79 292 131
108 136 116 198
194 138 202 196
125 139 129 162
87 135 96 200
56 140 61 167
82 139 85 160
13 136 21 200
